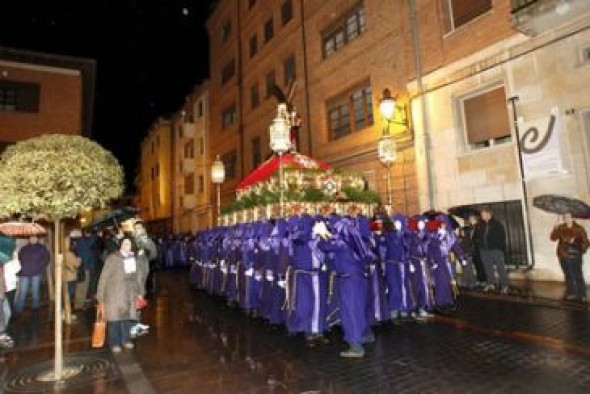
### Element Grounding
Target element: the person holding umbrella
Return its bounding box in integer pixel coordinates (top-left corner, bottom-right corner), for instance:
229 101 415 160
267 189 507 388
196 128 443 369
550 213 589 302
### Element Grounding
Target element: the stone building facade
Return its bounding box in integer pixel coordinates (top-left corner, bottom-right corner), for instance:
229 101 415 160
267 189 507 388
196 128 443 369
408 0 590 280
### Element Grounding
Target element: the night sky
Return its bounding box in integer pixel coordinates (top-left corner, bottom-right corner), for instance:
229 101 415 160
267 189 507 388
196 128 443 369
0 0 213 190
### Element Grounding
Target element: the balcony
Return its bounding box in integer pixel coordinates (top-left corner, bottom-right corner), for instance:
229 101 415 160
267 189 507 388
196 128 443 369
182 122 195 139
511 0 590 36
183 158 194 174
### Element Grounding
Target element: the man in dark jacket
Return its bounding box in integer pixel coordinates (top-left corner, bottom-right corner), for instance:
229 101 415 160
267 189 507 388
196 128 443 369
477 207 509 293
15 236 50 313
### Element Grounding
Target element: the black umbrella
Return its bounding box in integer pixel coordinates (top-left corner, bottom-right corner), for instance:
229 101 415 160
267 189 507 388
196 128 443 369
86 207 140 231
421 210 460 229
533 194 590 219
448 205 480 220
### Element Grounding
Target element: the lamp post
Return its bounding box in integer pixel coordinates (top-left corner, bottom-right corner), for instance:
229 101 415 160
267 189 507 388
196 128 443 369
211 155 225 225
378 89 398 210
269 103 292 217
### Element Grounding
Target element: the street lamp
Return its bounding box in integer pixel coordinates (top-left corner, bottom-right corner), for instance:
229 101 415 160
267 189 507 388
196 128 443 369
211 155 225 225
378 134 396 206
269 103 291 217
378 88 408 210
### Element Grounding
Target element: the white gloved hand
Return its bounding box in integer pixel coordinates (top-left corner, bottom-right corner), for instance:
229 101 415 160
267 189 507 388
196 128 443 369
432 264 438 270
277 280 286 288
312 221 330 239
409 264 415 273
461 260 468 267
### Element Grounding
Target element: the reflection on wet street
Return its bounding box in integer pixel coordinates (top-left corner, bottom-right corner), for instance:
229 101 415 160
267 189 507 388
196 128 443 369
3 270 590 393
134 271 590 394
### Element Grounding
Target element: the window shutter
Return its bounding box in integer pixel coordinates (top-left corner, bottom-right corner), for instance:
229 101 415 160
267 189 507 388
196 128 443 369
464 86 510 145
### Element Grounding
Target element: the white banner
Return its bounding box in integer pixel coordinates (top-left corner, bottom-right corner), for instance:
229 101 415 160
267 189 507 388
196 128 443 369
518 107 565 180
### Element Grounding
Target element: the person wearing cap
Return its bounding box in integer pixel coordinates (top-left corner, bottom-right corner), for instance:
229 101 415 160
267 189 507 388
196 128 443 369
550 212 589 302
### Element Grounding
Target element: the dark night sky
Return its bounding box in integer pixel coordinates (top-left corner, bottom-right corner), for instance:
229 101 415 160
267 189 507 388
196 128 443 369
0 0 213 191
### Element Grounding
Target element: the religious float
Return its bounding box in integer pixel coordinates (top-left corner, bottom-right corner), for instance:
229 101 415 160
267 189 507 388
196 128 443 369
218 104 381 225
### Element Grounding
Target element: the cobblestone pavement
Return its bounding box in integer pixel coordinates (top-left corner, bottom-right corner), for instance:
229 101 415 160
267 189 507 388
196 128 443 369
131 271 590 394
3 270 590 394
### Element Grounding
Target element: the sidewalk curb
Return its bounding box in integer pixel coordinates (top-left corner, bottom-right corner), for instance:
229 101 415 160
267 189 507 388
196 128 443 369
461 289 590 311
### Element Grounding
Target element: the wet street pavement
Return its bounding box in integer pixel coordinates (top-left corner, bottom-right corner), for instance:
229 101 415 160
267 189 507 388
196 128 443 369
3 270 590 393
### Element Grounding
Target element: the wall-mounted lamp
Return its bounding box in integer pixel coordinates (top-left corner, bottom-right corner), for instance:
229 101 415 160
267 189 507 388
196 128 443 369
379 88 409 130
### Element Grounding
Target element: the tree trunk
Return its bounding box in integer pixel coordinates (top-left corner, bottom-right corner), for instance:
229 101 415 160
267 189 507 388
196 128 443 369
62 222 71 325
54 219 63 380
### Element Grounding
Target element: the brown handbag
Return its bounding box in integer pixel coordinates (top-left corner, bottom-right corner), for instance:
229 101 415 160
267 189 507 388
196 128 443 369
91 308 106 348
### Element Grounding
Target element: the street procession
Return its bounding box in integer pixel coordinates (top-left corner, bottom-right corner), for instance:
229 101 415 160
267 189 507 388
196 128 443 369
4 1 590 392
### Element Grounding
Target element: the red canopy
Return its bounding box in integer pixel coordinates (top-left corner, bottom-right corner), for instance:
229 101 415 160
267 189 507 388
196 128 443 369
237 152 330 190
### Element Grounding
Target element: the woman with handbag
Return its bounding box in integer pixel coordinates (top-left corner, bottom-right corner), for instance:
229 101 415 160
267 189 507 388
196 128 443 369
96 236 147 353
550 212 590 302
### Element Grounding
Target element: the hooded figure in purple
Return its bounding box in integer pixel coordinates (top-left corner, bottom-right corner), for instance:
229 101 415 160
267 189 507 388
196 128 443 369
225 225 243 304
428 215 466 308
353 214 388 326
239 222 262 312
407 215 433 319
285 214 328 339
378 213 413 319
258 220 275 321
189 232 205 287
316 216 374 358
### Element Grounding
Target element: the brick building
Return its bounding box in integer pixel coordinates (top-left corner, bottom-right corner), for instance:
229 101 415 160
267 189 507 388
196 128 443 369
206 0 419 219
0 47 95 148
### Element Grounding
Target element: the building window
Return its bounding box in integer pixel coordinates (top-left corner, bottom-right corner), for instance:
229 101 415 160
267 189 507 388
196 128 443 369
327 80 373 140
265 71 276 98
184 140 194 158
221 104 237 129
248 0 257 9
250 84 260 109
155 162 160 177
156 135 160 147
221 59 235 85
322 3 366 58
251 137 261 169
249 34 258 58
461 85 511 150
222 20 232 42
0 80 40 112
222 150 237 179
198 101 204 117
264 17 274 43
283 54 296 85
184 175 195 195
441 0 492 33
198 174 205 194
198 137 205 156
281 0 293 26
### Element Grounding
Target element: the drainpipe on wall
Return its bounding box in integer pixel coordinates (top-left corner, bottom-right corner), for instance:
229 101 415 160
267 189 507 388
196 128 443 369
236 1 245 181
300 0 313 157
508 96 536 269
407 0 435 210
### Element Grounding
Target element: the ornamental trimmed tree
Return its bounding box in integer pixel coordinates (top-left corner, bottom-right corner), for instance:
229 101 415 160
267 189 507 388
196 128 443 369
0 134 124 380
